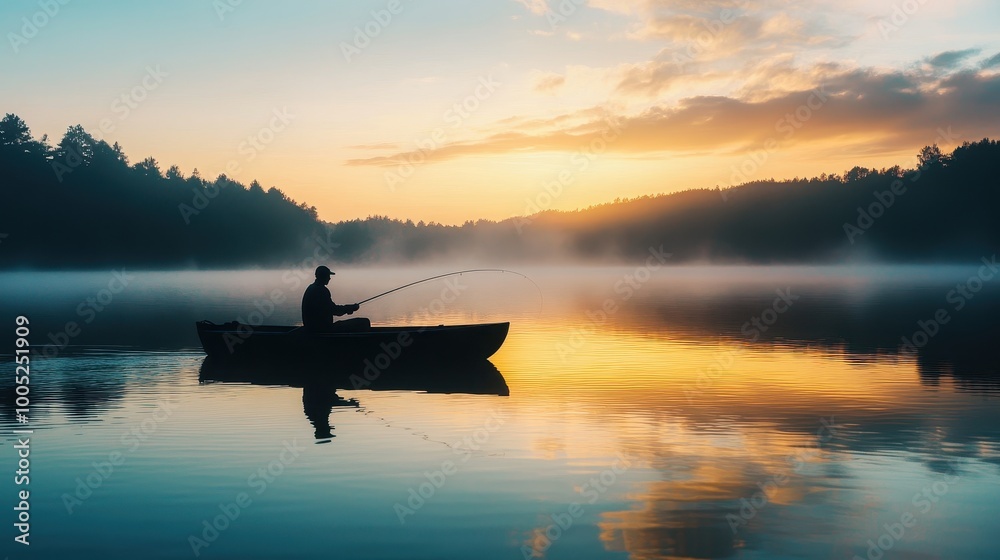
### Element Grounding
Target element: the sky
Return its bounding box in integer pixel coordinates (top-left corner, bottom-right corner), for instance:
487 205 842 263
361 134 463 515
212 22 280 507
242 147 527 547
2 0 999 224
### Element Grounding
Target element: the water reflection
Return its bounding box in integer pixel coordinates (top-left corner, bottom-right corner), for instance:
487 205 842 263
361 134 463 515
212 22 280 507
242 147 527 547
198 357 509 441
587 277 1000 389
0 350 184 429
2 268 1000 559
197 356 510 395
301 385 359 442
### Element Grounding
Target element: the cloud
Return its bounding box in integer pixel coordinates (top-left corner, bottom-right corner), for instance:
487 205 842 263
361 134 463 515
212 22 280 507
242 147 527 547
614 54 727 97
590 0 854 52
348 142 403 151
980 52 1000 69
586 0 648 16
927 48 982 69
534 73 566 92
596 1 856 99
527 28 555 37
475 106 623 135
513 0 549 15
731 58 843 102
346 63 1000 166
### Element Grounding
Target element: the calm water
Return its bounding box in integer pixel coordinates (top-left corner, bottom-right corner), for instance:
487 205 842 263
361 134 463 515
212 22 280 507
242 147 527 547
1 266 999 560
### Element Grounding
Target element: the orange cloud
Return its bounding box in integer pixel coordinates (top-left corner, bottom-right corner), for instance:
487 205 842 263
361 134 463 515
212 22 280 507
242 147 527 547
535 73 567 92
513 0 549 16
346 61 1000 166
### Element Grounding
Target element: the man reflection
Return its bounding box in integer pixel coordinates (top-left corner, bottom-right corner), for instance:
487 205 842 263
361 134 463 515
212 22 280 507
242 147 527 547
302 384 358 442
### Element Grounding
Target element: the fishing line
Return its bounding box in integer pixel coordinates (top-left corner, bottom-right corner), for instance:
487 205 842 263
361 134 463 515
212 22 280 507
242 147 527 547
356 269 543 311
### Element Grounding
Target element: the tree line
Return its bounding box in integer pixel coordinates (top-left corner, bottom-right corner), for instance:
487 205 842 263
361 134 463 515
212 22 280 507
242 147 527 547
323 140 1000 264
0 114 323 268
2 112 998 268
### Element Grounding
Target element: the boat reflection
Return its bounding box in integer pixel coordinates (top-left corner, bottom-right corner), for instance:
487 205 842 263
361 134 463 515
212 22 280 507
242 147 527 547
197 356 509 395
198 358 509 441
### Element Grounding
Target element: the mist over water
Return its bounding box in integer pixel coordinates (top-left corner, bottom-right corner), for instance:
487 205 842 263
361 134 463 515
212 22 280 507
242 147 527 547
2 265 998 559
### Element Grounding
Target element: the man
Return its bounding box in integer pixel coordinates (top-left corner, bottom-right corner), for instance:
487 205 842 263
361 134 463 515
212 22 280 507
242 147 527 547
301 265 370 332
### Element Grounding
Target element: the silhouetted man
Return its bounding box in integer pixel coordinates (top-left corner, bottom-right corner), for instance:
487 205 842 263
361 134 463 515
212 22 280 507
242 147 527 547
301 266 370 332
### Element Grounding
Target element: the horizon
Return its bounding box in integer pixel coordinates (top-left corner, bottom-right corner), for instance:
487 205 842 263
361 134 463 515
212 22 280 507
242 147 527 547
3 0 1000 224
3 110 975 227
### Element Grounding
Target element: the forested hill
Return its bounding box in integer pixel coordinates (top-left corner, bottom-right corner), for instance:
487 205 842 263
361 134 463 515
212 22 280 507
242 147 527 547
324 139 1000 264
0 114 324 268
1 113 998 268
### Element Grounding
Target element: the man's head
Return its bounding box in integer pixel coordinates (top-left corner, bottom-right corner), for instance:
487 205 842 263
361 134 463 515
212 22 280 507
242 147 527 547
315 265 334 285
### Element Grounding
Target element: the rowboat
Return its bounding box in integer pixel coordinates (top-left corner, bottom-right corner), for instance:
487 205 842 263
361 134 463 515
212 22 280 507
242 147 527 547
195 320 510 365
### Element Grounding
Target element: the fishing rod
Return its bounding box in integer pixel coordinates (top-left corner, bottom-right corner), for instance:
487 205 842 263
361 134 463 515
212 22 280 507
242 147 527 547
355 269 542 308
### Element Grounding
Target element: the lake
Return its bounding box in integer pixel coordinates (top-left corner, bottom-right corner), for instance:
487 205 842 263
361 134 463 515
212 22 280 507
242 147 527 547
1 265 999 559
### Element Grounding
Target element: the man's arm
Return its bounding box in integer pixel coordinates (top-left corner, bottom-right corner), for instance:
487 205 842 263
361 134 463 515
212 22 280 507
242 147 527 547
331 302 360 316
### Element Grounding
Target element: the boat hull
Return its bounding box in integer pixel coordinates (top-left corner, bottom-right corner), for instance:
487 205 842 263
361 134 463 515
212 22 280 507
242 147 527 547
196 321 510 366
